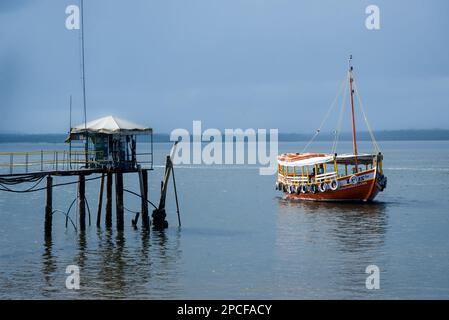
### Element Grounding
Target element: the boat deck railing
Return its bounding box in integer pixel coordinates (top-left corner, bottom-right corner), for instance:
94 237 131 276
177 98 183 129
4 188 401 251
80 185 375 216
278 171 338 185
315 171 338 183
290 176 309 183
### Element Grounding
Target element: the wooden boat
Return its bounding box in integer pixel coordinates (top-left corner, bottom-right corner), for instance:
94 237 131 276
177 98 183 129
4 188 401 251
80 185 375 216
276 57 387 202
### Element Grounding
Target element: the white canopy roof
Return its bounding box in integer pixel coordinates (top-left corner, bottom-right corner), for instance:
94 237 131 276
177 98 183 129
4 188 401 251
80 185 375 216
71 116 151 135
278 155 334 167
335 153 373 161
278 153 376 167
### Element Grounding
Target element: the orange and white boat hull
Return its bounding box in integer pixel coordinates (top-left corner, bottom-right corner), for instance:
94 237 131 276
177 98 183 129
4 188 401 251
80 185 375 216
282 169 384 202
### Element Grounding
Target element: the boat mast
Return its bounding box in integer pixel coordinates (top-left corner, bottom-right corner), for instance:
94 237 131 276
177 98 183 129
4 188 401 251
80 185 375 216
80 0 88 167
348 55 358 172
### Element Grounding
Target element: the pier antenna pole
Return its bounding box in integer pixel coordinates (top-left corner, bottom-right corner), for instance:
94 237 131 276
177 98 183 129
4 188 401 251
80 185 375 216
78 175 86 231
44 175 53 239
80 0 89 168
115 172 124 231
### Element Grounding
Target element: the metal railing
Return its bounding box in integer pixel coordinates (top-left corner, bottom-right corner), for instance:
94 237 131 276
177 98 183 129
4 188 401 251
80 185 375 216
290 176 309 183
0 150 98 175
315 171 338 183
278 170 338 186
0 149 153 175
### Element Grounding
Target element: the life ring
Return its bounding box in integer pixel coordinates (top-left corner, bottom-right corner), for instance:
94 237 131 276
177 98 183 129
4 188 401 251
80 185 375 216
300 184 307 194
319 182 328 193
329 179 339 191
310 184 318 194
349 175 359 185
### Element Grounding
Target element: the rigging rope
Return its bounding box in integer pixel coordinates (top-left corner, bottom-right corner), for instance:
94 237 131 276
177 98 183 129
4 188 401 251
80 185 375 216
331 72 349 154
352 77 381 153
302 75 348 153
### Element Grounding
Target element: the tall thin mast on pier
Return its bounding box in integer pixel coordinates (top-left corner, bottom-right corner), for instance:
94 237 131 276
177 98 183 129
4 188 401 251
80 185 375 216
80 0 88 167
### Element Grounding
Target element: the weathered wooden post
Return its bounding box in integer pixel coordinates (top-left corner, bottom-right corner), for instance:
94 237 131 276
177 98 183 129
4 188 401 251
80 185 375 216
105 172 112 228
140 169 149 229
96 173 105 227
78 175 86 231
152 156 171 229
44 175 53 239
115 172 124 231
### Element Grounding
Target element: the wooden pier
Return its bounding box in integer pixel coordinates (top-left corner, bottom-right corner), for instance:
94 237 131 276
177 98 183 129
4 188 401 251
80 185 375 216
0 116 180 241
0 167 156 239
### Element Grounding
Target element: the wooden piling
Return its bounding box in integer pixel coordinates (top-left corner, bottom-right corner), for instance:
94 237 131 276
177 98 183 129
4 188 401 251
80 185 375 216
115 172 124 231
78 175 86 231
105 172 112 228
96 173 105 227
140 169 149 229
152 155 171 229
44 175 53 239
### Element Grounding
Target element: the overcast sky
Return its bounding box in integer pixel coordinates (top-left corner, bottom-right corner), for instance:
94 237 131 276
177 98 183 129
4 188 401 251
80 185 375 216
0 0 448 133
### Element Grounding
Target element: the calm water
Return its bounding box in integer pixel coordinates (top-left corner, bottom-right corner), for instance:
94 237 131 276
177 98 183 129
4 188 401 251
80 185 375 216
0 141 449 299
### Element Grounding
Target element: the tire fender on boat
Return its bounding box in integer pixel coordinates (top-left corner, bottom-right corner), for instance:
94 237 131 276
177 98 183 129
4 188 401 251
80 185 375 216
349 175 359 185
319 182 328 193
310 184 318 194
330 179 339 191
289 185 295 194
300 184 307 194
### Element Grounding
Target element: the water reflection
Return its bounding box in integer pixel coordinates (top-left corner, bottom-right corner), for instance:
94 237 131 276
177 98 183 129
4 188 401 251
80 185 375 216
39 227 183 299
41 238 56 293
275 198 389 298
76 232 87 269
277 198 388 253
146 229 183 299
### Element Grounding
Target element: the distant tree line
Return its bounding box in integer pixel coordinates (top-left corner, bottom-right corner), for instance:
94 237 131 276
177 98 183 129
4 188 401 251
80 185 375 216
1 129 449 143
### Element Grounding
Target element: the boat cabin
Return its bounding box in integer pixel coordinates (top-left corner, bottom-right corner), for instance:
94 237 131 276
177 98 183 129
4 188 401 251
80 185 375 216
66 115 153 170
277 152 383 185
276 152 387 200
